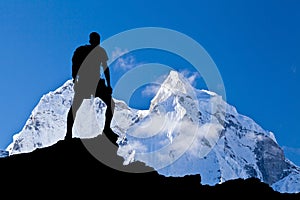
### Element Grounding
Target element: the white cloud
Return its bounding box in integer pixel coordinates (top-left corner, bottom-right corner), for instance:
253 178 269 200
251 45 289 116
117 140 147 165
128 114 169 138
123 111 222 168
179 69 201 86
187 122 223 157
141 84 160 97
111 47 128 60
283 146 300 155
111 47 136 70
140 73 168 97
134 120 221 169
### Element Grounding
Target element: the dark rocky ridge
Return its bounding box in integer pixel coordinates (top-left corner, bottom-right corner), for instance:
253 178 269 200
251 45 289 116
0 134 299 199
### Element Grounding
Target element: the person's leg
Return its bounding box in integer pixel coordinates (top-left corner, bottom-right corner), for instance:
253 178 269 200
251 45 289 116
95 79 118 146
65 107 74 141
65 86 83 140
102 95 118 146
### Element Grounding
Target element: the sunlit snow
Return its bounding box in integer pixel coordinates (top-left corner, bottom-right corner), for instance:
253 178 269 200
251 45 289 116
4 70 300 194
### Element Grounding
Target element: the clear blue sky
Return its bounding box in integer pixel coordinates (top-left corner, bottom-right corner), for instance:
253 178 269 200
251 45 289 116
0 0 299 166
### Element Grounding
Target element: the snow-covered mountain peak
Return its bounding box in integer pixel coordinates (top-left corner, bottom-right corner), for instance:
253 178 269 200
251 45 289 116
149 70 196 111
113 70 300 193
3 69 300 194
161 70 192 93
5 80 74 155
5 79 106 155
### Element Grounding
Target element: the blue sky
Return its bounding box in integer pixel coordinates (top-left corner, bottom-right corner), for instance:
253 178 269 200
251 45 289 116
0 0 299 166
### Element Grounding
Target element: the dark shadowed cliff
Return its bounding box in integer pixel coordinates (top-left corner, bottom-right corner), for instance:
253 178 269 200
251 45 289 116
0 134 299 200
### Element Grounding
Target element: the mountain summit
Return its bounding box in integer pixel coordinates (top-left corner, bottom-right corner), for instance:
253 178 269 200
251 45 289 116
3 70 300 194
113 70 300 194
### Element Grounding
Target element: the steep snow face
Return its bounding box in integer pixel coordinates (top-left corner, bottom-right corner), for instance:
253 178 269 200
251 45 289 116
115 70 225 170
112 70 300 193
6 80 74 155
6 80 106 155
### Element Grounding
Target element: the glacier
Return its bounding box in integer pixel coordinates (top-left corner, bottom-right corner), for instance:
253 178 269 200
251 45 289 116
3 70 300 194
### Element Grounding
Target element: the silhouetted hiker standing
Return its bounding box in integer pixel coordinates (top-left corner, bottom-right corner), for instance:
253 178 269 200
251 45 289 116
66 32 118 145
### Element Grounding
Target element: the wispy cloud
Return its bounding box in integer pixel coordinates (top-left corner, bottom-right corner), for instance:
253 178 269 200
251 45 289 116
111 47 127 60
141 84 160 97
282 146 300 155
141 74 168 97
291 65 297 74
124 114 222 168
111 47 136 70
179 69 201 86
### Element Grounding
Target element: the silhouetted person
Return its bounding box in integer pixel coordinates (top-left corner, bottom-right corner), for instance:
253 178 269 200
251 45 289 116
66 32 118 145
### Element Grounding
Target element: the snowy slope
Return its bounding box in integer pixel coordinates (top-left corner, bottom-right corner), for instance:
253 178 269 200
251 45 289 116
3 70 300 194
112 70 300 193
5 80 106 155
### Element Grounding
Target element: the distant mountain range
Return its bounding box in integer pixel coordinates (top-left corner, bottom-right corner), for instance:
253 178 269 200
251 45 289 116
2 70 300 196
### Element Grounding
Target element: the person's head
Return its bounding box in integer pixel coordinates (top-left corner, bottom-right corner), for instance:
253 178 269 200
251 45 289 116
89 32 100 46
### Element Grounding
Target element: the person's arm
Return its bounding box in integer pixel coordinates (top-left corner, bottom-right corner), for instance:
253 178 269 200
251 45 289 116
71 52 78 82
102 62 110 86
102 61 112 94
